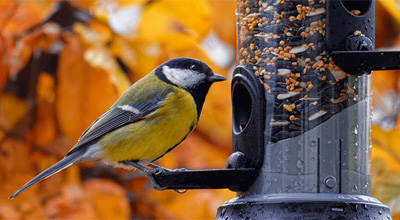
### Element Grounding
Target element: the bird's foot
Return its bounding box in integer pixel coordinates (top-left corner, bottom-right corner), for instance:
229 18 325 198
149 164 188 194
122 161 188 193
147 175 167 191
148 163 187 173
122 161 165 176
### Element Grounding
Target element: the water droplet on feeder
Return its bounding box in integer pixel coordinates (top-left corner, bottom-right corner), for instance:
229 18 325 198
353 125 358 134
283 168 289 173
297 160 304 168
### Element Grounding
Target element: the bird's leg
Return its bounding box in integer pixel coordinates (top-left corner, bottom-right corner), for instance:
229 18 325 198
123 161 163 175
124 161 188 193
122 161 167 191
148 163 174 172
149 163 188 172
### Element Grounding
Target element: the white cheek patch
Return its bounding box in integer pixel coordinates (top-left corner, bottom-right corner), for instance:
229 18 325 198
118 105 141 114
162 65 205 88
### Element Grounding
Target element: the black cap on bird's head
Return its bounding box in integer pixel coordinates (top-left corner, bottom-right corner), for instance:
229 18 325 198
155 57 225 88
155 57 226 117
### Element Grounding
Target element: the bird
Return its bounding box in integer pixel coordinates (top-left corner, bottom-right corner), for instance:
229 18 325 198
9 57 226 199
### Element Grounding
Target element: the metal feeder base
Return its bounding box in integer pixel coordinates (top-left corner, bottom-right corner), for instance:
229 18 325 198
215 193 391 219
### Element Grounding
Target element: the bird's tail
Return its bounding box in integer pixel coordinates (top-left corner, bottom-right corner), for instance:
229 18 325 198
9 150 83 199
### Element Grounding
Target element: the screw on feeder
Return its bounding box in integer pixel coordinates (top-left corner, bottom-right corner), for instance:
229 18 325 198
325 176 336 189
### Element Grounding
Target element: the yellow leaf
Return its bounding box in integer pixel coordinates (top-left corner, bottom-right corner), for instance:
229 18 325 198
371 125 400 173
378 0 400 24
121 37 163 79
137 0 212 47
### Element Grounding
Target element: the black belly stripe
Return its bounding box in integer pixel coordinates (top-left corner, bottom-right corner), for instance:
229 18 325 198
151 123 196 162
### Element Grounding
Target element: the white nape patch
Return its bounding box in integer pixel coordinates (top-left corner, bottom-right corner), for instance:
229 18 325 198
162 65 206 88
118 105 140 114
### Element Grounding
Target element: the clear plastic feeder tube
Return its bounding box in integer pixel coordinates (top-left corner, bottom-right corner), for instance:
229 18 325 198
237 0 371 195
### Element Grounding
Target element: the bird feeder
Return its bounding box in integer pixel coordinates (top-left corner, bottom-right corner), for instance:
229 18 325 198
146 0 400 219
216 0 400 218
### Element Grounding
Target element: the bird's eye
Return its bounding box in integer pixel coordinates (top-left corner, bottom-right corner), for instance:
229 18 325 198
190 65 198 71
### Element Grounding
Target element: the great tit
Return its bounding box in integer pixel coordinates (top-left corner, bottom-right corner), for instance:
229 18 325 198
9 57 226 199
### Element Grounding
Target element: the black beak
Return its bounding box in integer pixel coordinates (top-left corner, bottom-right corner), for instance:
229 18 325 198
208 74 226 82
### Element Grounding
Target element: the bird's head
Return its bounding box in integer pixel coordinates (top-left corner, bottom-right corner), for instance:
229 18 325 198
155 57 226 91
155 57 226 117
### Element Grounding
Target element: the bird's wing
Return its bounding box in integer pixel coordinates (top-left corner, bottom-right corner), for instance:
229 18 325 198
66 97 163 155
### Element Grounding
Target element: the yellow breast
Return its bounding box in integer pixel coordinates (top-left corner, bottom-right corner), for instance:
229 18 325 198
98 86 198 163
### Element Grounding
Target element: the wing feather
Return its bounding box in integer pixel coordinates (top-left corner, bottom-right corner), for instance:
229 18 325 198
67 97 162 155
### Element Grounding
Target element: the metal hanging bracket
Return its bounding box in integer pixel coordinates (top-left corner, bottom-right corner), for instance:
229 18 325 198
326 0 400 75
149 168 258 191
145 151 258 192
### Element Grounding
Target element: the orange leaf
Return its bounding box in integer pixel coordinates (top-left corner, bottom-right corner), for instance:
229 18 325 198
45 184 98 220
371 70 399 98
0 202 20 219
18 196 48 220
84 179 131 219
207 0 237 47
0 33 11 92
149 189 234 219
73 22 131 95
0 138 35 199
30 72 57 147
0 92 28 131
56 33 120 140
2 1 55 37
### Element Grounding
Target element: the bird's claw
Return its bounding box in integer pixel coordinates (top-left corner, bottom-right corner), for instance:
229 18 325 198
172 167 187 172
146 167 164 176
147 175 166 191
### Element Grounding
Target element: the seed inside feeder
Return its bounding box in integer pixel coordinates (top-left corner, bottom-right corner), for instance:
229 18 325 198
238 0 359 142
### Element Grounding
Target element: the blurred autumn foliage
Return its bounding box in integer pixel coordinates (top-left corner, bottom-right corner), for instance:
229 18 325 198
0 0 400 219
0 0 235 219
